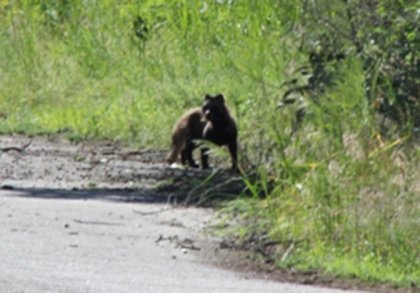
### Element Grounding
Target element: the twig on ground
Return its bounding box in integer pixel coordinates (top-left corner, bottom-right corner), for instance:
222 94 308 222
73 219 124 226
0 140 32 153
133 207 173 216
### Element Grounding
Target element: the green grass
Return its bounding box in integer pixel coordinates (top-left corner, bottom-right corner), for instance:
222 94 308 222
1 0 418 287
0 0 295 144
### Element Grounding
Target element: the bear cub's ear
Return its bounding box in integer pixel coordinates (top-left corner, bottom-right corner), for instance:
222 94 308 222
204 94 212 101
215 94 225 103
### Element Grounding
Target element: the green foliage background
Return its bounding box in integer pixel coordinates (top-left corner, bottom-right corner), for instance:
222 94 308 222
0 0 418 287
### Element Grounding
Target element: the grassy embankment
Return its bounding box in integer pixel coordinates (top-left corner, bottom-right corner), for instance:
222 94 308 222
0 1 418 287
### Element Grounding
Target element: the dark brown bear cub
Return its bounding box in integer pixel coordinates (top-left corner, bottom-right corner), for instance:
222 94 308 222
166 94 238 171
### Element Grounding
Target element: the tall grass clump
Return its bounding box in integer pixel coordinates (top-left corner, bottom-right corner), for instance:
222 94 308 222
226 58 419 286
0 0 418 287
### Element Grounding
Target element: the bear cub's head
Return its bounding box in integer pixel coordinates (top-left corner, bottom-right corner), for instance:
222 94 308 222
202 94 229 122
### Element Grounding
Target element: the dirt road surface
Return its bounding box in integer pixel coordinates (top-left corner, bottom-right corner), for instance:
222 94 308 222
0 135 364 293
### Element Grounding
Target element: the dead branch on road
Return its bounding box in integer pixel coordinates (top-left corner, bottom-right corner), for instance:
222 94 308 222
0 140 32 153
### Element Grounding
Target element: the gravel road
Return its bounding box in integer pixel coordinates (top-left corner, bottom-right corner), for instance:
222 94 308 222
0 135 365 292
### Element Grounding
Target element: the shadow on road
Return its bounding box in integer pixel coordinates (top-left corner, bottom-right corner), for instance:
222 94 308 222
1 186 180 204
1 169 246 206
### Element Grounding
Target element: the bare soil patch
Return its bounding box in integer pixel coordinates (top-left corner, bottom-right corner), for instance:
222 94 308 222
0 135 242 205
